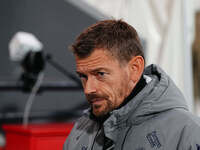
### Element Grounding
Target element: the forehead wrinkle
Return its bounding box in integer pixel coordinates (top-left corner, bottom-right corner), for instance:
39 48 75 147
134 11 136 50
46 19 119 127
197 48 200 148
76 55 108 71
75 49 121 74
77 58 103 68
76 63 106 74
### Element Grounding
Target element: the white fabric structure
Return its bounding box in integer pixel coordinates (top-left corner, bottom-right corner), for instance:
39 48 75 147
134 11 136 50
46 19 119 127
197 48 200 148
66 0 195 111
195 0 200 11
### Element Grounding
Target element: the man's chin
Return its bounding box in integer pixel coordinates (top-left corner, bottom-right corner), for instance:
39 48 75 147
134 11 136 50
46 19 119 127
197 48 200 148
92 107 109 117
91 103 111 117
92 110 105 117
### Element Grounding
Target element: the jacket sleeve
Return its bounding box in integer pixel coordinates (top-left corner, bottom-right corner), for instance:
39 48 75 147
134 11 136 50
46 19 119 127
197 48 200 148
63 125 75 150
177 120 200 150
63 116 92 150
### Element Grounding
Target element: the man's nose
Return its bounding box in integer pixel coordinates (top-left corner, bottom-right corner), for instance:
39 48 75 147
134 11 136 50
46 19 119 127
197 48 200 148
84 77 97 95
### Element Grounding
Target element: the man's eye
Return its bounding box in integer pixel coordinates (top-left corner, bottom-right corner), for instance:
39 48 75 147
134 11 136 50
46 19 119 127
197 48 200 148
78 74 87 79
97 72 105 77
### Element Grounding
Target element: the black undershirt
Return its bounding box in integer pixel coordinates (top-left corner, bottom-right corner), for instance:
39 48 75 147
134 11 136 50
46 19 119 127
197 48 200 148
118 75 146 109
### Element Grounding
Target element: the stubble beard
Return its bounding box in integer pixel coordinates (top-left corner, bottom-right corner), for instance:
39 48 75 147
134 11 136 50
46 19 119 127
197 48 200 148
86 92 113 117
87 79 130 117
90 88 128 117
92 99 113 117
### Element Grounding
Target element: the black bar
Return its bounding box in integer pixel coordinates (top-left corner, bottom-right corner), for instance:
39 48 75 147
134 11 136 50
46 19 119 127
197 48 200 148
45 54 82 86
0 81 82 92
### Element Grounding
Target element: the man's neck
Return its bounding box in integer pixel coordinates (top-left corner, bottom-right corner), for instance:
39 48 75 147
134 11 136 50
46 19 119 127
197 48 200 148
118 75 146 109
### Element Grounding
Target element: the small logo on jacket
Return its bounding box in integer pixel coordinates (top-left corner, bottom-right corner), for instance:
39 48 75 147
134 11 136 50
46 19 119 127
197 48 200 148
146 131 161 148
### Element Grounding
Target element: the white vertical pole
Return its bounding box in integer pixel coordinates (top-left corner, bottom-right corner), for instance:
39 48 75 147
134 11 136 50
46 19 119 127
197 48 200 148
182 0 195 111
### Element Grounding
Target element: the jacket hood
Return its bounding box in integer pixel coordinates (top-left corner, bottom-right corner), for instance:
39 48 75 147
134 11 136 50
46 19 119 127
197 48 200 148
103 64 189 139
129 64 189 123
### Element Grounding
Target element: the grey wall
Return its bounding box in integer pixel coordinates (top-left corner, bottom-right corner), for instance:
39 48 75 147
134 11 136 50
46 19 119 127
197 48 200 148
0 0 97 123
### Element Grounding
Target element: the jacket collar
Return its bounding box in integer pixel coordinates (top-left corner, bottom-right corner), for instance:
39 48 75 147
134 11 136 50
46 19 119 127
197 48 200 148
102 75 153 142
102 64 188 142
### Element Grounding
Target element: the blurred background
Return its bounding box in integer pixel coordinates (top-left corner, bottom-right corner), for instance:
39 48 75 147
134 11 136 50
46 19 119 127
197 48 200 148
0 0 200 148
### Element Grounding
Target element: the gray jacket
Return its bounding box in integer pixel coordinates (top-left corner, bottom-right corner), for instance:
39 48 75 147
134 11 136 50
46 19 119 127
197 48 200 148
63 64 200 150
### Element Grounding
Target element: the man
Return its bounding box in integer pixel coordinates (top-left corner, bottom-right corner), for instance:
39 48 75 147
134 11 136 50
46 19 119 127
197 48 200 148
63 20 200 150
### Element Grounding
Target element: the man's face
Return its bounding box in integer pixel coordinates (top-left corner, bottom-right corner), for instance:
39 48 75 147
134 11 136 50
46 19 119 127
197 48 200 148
76 49 134 117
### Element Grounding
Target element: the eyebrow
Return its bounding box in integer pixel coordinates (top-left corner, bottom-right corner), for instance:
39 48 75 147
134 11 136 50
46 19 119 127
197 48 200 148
91 68 110 73
76 67 110 75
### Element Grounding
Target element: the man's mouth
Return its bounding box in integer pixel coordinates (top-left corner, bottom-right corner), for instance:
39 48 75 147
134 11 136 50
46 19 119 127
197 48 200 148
90 98 105 104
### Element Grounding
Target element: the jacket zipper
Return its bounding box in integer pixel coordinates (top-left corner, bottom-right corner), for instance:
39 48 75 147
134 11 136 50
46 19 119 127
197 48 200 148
91 125 101 150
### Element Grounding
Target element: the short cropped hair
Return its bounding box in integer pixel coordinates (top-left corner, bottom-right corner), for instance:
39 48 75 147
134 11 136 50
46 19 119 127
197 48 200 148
71 19 145 63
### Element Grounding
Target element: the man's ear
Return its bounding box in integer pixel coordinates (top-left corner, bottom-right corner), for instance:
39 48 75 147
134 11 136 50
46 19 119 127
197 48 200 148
128 56 145 83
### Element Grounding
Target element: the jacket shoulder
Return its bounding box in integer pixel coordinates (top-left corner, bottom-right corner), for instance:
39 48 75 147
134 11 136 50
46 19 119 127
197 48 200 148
175 110 200 150
63 115 97 150
124 109 200 150
152 109 200 150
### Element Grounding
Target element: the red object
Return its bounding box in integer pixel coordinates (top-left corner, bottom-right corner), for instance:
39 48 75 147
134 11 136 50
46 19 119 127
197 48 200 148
2 123 74 150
